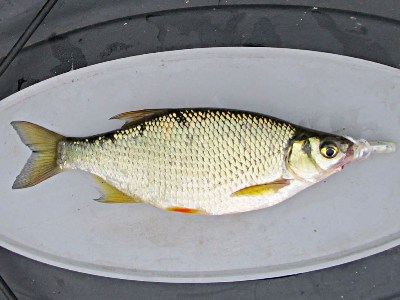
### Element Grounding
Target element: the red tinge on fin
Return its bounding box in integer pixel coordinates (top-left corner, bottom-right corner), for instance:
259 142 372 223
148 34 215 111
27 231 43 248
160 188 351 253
167 207 204 214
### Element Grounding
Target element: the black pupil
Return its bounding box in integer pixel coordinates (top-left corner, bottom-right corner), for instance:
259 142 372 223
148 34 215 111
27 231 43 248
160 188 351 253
326 147 335 157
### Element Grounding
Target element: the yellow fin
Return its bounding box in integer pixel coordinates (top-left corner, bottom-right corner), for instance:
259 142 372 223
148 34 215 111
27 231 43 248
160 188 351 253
93 176 142 203
11 121 65 189
231 179 290 197
110 109 168 128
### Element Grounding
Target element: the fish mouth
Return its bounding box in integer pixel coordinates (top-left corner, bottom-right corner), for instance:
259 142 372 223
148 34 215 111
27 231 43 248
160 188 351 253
336 137 396 171
349 139 372 161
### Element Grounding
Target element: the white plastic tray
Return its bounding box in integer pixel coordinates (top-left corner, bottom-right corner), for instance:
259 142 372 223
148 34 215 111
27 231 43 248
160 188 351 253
0 48 399 283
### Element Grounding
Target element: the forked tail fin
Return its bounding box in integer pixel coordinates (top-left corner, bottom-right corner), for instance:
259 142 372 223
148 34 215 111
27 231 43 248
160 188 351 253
11 121 65 189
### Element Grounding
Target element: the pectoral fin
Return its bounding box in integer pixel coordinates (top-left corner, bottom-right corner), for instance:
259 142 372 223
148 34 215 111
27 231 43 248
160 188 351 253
231 179 290 197
110 109 168 128
93 176 142 203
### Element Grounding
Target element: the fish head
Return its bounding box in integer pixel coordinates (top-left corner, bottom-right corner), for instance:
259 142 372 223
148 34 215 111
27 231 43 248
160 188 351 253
286 132 355 182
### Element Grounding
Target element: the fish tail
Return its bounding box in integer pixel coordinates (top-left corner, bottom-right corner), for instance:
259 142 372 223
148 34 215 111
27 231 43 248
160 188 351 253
11 121 65 189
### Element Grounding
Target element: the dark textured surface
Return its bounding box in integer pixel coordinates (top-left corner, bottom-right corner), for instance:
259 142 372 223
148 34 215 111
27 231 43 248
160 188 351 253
2 0 400 58
0 246 400 300
0 0 58 77
0 276 17 300
1 2 400 101
0 1 400 299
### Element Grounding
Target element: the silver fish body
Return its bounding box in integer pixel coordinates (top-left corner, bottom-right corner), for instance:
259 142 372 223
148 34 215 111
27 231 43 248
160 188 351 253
11 108 396 215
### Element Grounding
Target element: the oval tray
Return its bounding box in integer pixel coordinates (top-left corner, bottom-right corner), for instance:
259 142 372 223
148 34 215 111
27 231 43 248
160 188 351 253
0 47 399 283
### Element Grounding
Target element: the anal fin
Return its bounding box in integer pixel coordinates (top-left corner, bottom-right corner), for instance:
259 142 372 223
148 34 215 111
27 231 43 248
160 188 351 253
166 207 205 214
231 178 290 197
93 176 142 203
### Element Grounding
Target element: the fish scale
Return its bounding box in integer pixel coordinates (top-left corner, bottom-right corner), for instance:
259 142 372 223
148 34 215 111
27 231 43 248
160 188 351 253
56 109 296 214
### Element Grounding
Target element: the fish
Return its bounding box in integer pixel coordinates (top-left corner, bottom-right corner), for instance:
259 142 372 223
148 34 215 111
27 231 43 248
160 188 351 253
11 108 396 215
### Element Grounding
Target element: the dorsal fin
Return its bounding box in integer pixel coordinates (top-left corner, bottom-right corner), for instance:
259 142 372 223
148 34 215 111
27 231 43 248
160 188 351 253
110 109 168 128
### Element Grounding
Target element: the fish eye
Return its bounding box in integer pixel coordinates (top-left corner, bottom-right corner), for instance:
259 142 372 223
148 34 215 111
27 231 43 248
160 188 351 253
320 142 338 159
